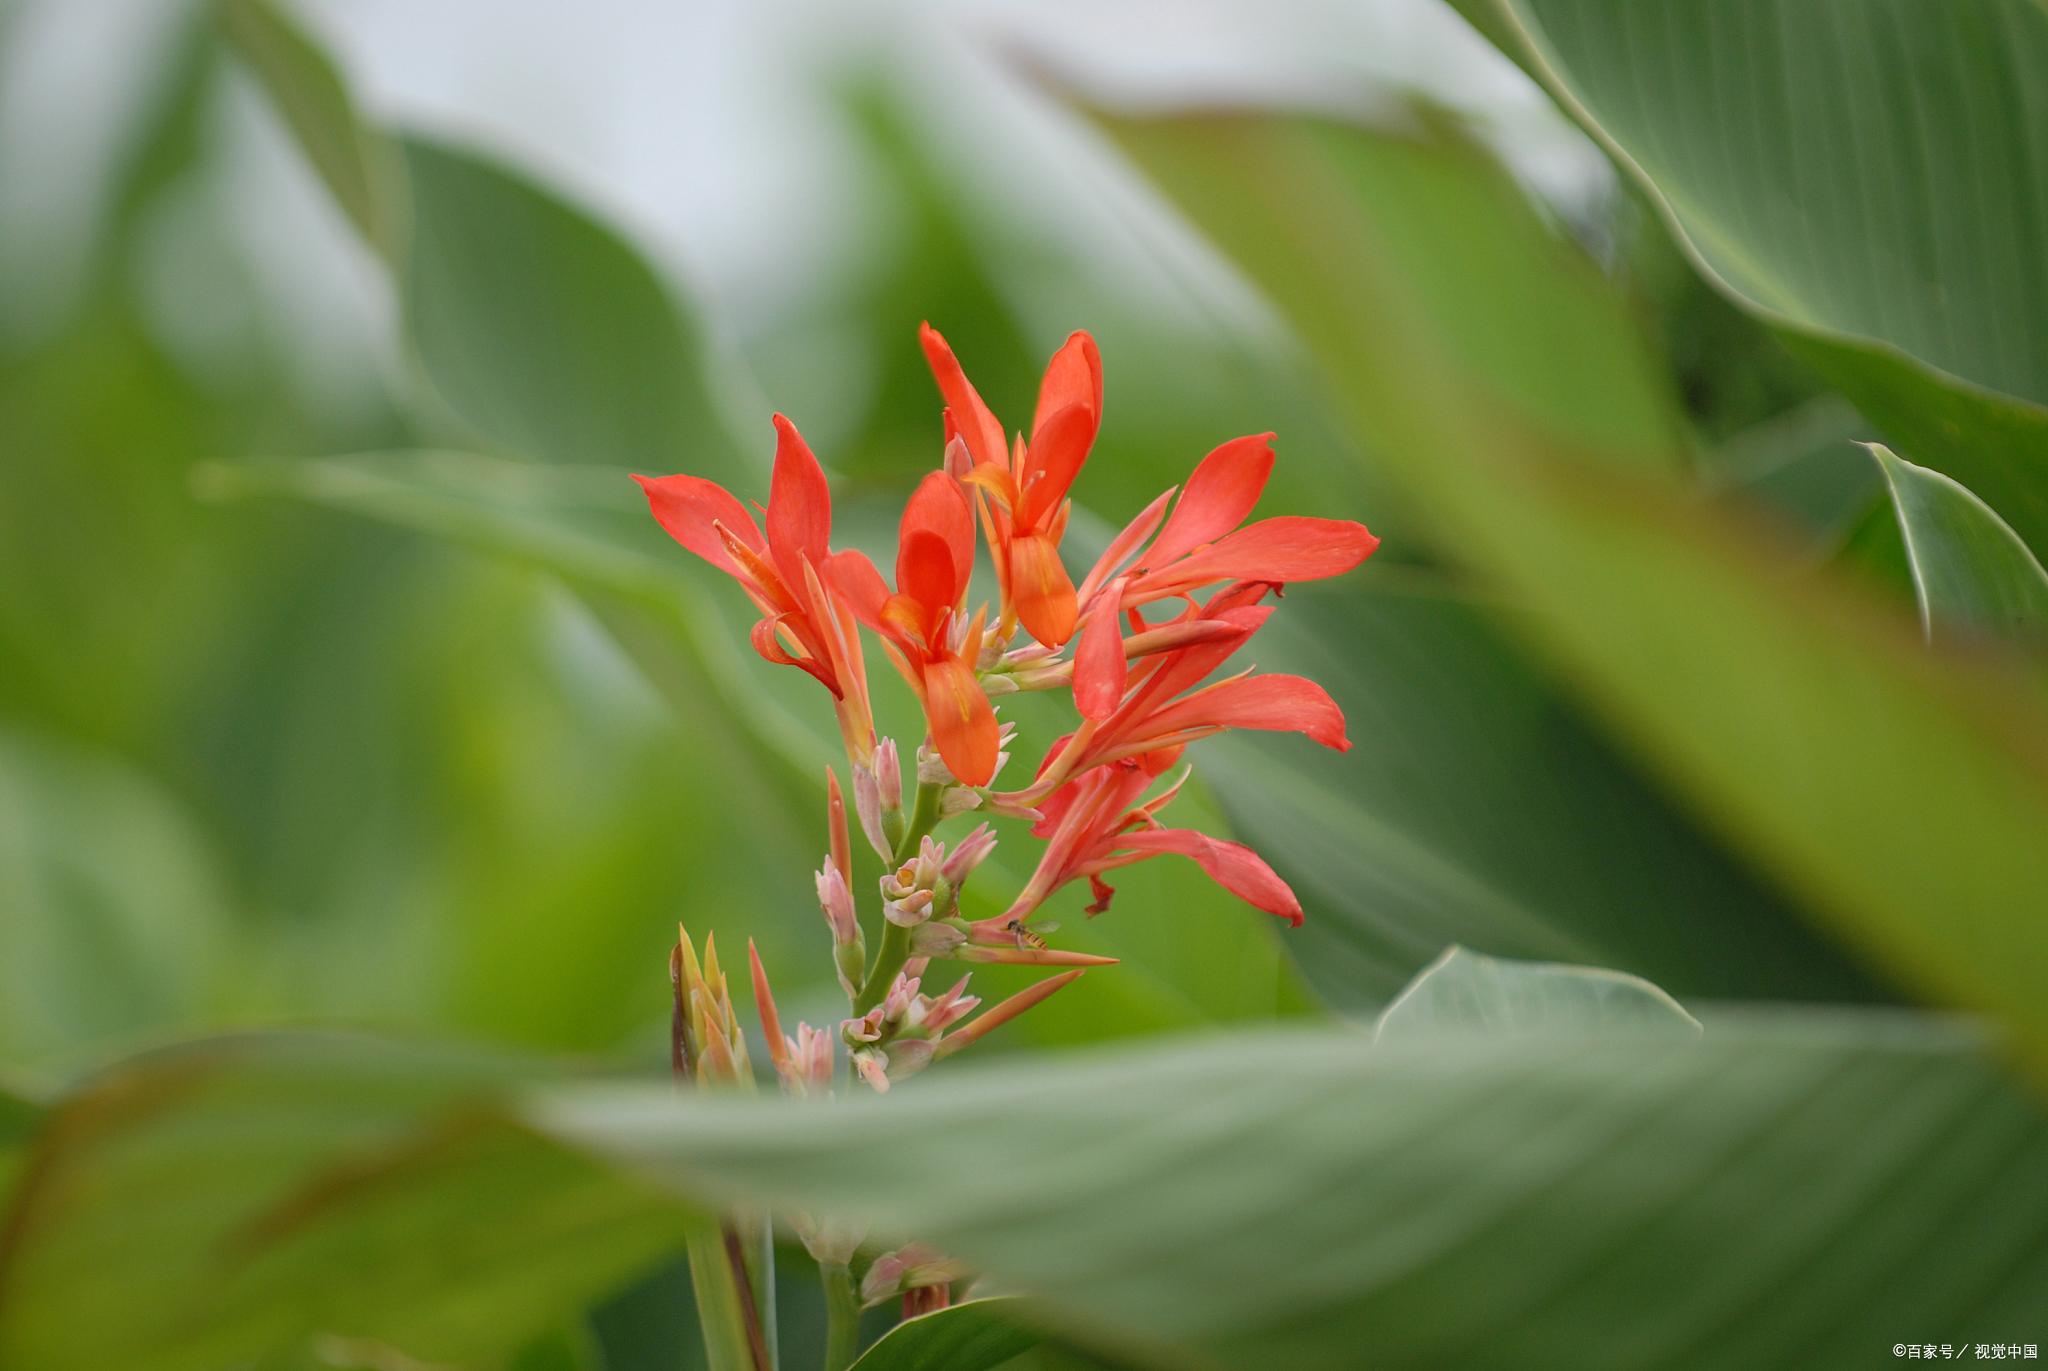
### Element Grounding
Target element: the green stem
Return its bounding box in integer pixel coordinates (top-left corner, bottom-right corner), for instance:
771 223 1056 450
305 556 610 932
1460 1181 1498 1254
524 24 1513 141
852 781 946 1014
820 1261 862 1371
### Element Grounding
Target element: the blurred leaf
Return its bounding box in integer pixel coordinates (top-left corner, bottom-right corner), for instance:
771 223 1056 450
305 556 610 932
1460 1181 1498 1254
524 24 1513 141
217 0 398 256
11 1020 2045 1371
1374 945 1699 1041
1455 0 2048 554
1094 108 2048 1063
1205 580 1879 1011
0 1035 688 1371
222 0 736 477
541 1015 2048 1371
1866 444 2048 648
0 727 235 1064
848 1299 1039 1371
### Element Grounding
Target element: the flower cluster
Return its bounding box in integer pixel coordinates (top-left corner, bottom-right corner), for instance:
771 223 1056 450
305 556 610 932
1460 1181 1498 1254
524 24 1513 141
638 325 1377 1058
644 323 1373 1320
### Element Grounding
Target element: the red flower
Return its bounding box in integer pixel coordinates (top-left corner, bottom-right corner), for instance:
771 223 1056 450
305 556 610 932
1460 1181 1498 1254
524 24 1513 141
634 415 875 760
825 471 1002 787
1026 582 1350 803
980 747 1302 928
920 323 1102 648
1070 433 1379 718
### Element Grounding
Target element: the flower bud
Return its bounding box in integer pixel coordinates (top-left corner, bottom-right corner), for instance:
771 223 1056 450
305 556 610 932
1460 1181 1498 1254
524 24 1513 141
939 787 985 818
880 835 957 926
875 736 904 810
853 739 905 859
915 737 952 787
909 919 968 957
816 864 866 997
940 823 996 886
861 1244 970 1304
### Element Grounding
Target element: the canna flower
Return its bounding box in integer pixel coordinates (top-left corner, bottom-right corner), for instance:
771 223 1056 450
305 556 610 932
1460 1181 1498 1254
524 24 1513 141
826 469 1001 786
1069 433 1379 718
1027 585 1350 801
982 749 1303 929
635 416 876 762
921 324 1102 648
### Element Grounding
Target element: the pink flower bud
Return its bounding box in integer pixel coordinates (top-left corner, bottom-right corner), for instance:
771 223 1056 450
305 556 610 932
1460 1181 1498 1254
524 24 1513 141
815 864 860 947
875 737 903 811
850 1046 890 1093
940 823 997 886
861 1245 969 1303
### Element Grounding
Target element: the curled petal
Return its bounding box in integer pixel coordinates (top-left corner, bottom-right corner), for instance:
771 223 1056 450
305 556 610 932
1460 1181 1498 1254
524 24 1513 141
1010 532 1078 647
634 474 763 576
751 615 840 695
1111 827 1303 925
1141 433 1275 570
920 323 1008 472
1031 331 1102 444
1137 673 1350 752
767 414 832 588
921 656 1000 786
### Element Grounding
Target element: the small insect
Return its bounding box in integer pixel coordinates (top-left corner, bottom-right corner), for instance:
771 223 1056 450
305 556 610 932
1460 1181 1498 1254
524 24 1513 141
1004 919 1049 952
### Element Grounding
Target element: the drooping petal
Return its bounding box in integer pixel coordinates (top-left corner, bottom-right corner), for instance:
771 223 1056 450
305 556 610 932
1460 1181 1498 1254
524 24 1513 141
822 548 892 630
899 470 975 603
920 323 1008 472
1111 827 1303 925
1113 604 1272 726
1031 331 1101 444
767 414 832 589
1015 402 1096 531
920 656 1000 786
751 615 840 695
1072 587 1128 721
635 473 764 575
1140 434 1275 570
1135 673 1350 752
1009 531 1078 646
1136 516 1379 594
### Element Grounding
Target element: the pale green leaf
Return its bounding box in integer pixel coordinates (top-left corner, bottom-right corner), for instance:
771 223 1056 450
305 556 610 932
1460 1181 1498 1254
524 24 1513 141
1867 444 2048 647
848 1299 1040 1371
1374 944 1700 1041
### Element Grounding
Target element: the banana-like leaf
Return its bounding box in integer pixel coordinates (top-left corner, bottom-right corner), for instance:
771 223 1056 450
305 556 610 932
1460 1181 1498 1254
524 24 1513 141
1374 945 1700 1041
4 1022 2044 1371
1865 444 2048 648
1093 108 2048 1065
1452 0 2048 554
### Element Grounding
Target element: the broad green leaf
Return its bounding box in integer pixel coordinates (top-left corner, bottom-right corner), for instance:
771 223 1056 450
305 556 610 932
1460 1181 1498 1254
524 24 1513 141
1866 444 2048 647
536 1015 2048 1371
1455 0 2048 553
1374 945 1700 1041
11 1022 2046 1371
1095 108 2048 1063
848 1299 1040 1371
0 727 235 1064
221 0 736 478
1205 580 1879 1011
0 1035 689 1371
217 0 398 256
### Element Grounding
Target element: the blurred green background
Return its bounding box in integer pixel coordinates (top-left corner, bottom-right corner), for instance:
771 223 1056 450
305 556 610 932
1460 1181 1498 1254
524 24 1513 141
8 1 2048 1369
0 0 1892 1082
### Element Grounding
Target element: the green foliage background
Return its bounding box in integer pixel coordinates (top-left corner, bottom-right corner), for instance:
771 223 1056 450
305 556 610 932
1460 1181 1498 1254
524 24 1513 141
2 1 2046 1368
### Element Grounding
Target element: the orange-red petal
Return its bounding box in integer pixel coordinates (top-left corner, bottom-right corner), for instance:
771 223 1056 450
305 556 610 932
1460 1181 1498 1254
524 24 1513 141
1009 532 1078 647
920 656 999 786
1016 402 1095 531
1139 516 1379 593
920 323 1008 472
766 415 832 589
1031 331 1102 445
1112 828 1302 925
1073 590 1128 721
634 473 764 576
1137 673 1350 752
899 470 975 605
1141 433 1275 570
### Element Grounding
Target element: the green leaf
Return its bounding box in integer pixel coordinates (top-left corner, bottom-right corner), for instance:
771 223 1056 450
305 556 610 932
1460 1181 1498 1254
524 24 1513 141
222 0 736 477
1374 945 1700 1041
535 1015 2048 1371
1093 108 2048 1062
0 727 236 1064
0 1035 689 1371
217 0 399 257
1205 581 1879 1011
1866 443 2048 647
847 1299 1040 1371
11 1023 2046 1371
1455 0 2048 553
